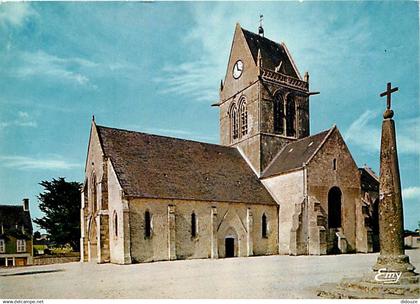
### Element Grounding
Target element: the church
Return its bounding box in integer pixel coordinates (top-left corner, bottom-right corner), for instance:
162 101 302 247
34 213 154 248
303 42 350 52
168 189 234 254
80 23 379 264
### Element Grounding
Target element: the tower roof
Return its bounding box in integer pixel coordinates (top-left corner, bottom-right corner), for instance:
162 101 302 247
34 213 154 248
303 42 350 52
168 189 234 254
241 27 301 79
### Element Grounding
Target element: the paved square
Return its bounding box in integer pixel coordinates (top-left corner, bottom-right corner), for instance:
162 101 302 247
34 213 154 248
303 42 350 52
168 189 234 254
1 250 419 298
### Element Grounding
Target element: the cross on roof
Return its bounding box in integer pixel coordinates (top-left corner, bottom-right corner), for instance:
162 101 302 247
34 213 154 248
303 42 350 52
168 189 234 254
380 82 398 110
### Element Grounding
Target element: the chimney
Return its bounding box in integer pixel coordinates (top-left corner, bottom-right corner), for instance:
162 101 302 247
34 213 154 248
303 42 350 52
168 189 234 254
23 198 29 211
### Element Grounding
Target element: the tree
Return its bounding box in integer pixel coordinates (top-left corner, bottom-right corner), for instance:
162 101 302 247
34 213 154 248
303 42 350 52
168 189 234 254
33 231 41 239
34 177 82 251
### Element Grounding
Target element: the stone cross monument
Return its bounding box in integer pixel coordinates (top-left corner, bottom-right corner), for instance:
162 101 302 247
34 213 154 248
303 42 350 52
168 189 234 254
372 82 416 277
318 83 418 298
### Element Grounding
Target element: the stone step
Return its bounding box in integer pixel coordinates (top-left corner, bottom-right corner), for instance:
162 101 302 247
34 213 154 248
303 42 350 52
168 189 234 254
318 279 420 299
317 284 406 299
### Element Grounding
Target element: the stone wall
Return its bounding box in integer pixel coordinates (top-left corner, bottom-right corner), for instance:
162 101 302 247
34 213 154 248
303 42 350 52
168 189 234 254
219 24 259 104
107 159 129 264
220 82 261 172
81 122 110 263
34 254 80 265
128 198 278 263
261 169 304 254
306 128 361 253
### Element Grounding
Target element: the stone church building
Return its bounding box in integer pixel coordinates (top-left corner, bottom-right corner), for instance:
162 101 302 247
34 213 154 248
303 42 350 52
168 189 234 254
80 23 379 264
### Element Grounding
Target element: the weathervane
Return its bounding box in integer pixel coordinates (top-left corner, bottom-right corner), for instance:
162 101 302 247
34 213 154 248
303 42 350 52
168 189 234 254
258 14 264 37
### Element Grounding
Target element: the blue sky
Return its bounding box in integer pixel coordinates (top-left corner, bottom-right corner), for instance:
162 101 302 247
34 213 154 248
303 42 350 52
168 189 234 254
0 1 418 230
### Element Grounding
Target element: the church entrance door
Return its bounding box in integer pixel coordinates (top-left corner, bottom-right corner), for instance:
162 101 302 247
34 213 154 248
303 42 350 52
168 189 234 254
225 237 235 258
328 187 342 229
327 187 343 254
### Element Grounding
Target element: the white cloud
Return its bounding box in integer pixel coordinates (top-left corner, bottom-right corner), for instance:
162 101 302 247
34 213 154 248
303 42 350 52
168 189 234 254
14 50 97 87
154 61 219 103
153 6 233 103
18 111 29 119
402 186 420 200
0 155 80 170
344 110 420 155
0 3 36 28
344 110 381 152
0 111 37 130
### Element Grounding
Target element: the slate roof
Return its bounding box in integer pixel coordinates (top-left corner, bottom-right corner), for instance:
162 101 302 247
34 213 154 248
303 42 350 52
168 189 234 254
0 205 33 235
96 125 276 205
261 128 333 178
359 166 379 192
241 27 299 78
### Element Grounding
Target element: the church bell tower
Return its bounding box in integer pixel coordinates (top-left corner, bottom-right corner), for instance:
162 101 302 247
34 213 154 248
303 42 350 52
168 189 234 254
213 22 311 175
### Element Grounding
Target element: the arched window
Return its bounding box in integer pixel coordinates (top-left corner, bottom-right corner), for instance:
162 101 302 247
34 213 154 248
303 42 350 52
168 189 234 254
239 98 248 137
90 173 97 213
191 212 197 238
274 92 284 134
262 213 268 238
113 211 118 237
286 94 296 137
145 211 151 238
328 187 342 228
230 103 239 141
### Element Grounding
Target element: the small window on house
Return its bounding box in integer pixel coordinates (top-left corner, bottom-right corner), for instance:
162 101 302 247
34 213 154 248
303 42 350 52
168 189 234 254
17 239 26 252
145 211 152 238
191 212 197 238
114 211 118 237
262 213 268 238
0 239 5 253
333 158 337 171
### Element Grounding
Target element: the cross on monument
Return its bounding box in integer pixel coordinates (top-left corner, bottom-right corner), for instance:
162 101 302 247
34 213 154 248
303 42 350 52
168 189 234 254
380 82 398 110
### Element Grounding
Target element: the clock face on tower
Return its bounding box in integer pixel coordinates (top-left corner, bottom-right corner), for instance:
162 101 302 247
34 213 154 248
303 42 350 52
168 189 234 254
232 60 244 79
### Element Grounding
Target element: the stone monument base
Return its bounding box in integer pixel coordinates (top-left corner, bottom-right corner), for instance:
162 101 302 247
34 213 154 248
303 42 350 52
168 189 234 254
373 254 416 273
317 272 419 299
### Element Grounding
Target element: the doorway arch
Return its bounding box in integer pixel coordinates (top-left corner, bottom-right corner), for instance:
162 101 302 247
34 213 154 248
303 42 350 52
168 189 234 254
328 186 342 228
224 228 238 258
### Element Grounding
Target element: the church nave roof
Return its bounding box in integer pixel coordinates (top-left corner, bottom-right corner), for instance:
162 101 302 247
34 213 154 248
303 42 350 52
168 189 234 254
261 127 335 178
95 125 276 205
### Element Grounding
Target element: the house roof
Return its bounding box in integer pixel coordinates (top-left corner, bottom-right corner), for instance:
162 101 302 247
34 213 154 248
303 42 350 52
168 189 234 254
359 166 379 192
241 27 300 78
0 205 33 234
359 166 379 182
261 128 333 178
96 125 276 205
